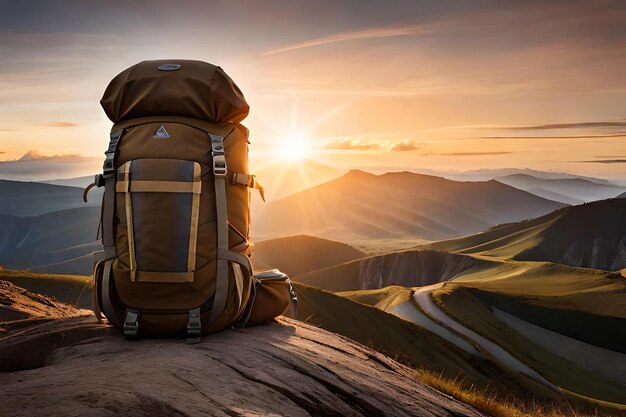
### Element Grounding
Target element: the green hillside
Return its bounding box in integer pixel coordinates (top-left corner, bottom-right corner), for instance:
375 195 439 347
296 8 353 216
425 198 626 271
0 269 92 309
252 235 365 276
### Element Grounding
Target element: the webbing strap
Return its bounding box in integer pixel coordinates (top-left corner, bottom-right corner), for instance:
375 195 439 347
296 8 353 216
217 248 252 276
102 129 123 259
187 163 202 277
186 307 202 344
92 260 103 323
209 133 229 325
115 180 200 194
121 162 137 282
288 279 299 318
231 172 265 201
101 259 122 328
123 309 140 339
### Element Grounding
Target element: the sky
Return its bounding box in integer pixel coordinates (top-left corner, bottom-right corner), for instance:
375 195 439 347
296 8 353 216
1 0 625 182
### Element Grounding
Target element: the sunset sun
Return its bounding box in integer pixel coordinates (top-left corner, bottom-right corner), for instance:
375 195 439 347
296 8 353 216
278 133 310 161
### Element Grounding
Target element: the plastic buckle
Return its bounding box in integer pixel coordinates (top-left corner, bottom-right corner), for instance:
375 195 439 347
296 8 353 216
212 155 227 177
102 154 115 176
186 308 202 344
123 310 139 340
95 174 105 187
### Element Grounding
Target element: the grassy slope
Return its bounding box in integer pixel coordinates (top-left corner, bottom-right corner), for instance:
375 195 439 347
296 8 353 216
424 199 626 271
0 269 91 308
294 259 362 291
252 235 365 277
292 282 555 398
431 284 626 404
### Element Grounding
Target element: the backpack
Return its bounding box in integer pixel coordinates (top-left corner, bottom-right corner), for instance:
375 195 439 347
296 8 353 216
86 60 297 343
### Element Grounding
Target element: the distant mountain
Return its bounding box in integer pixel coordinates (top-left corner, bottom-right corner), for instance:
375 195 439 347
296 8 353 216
41 175 95 189
254 170 567 241
0 206 101 275
252 235 365 276
525 188 584 205
426 198 626 271
447 168 617 185
253 159 343 202
617 192 626 199
495 174 625 203
0 180 101 216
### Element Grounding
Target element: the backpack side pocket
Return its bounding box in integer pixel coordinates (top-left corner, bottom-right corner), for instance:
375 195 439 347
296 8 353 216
246 269 297 325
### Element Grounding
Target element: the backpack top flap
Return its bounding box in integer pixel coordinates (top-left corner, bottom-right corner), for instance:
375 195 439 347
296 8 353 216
100 60 249 124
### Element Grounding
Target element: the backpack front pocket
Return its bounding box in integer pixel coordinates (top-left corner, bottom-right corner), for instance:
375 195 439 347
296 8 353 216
117 159 203 283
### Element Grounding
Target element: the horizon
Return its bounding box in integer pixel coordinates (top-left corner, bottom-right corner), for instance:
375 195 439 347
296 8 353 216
1 0 626 184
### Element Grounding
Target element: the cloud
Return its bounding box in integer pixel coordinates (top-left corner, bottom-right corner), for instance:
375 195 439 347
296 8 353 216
13 150 82 161
389 139 419 152
325 138 420 152
578 159 626 164
263 24 430 55
434 151 513 156
505 121 626 130
481 120 626 139
0 150 100 180
481 134 626 139
325 139 378 151
43 121 79 127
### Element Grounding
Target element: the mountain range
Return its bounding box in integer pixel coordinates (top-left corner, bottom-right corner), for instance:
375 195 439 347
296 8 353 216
495 173 625 204
254 170 567 241
0 180 101 216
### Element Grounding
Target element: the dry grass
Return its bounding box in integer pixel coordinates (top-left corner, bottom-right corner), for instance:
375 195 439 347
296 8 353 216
415 368 625 417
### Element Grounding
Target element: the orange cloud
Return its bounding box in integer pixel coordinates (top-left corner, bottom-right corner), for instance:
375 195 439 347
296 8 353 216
325 139 378 151
43 122 79 127
263 24 430 55
325 138 420 152
389 139 419 152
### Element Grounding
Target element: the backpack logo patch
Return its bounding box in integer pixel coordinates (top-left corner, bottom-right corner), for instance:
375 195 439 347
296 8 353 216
153 125 170 139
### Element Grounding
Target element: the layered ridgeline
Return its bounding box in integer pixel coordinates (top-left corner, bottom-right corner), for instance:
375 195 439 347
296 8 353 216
255 170 566 241
495 173 626 205
0 170 567 275
292 198 626 293
0 207 101 275
275 200 626 408
426 198 626 271
0 179 101 216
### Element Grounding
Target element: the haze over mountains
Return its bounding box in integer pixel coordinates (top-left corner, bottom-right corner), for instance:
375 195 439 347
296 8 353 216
254 170 566 241
495 174 626 204
427 198 626 271
2 168 624 276
0 207 101 274
0 180 101 216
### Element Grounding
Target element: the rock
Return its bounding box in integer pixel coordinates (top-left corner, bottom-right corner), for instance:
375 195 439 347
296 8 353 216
0 316 485 417
359 250 486 289
0 280 90 325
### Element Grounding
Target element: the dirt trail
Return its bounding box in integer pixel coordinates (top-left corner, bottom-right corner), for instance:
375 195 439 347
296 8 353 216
410 283 559 392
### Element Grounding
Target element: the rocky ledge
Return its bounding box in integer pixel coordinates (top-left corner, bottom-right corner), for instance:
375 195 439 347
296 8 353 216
0 312 484 417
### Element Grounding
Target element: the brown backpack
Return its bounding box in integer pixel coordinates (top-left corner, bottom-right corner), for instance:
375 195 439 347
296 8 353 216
86 60 296 343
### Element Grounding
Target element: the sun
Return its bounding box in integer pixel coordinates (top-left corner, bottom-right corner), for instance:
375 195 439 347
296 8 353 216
278 133 310 162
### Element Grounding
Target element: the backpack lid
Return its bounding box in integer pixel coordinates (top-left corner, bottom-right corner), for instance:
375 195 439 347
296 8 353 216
100 60 249 124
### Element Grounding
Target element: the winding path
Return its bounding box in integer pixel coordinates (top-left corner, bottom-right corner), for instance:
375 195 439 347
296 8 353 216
409 283 559 392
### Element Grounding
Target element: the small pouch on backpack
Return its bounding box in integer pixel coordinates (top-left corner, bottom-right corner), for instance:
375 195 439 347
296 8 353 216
246 269 297 325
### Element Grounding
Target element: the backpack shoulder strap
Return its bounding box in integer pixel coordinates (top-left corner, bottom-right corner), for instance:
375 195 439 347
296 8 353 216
208 133 229 326
102 129 123 258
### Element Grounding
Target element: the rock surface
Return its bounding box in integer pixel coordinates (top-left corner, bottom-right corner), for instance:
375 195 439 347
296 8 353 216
0 280 90 324
359 250 487 290
0 315 485 417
